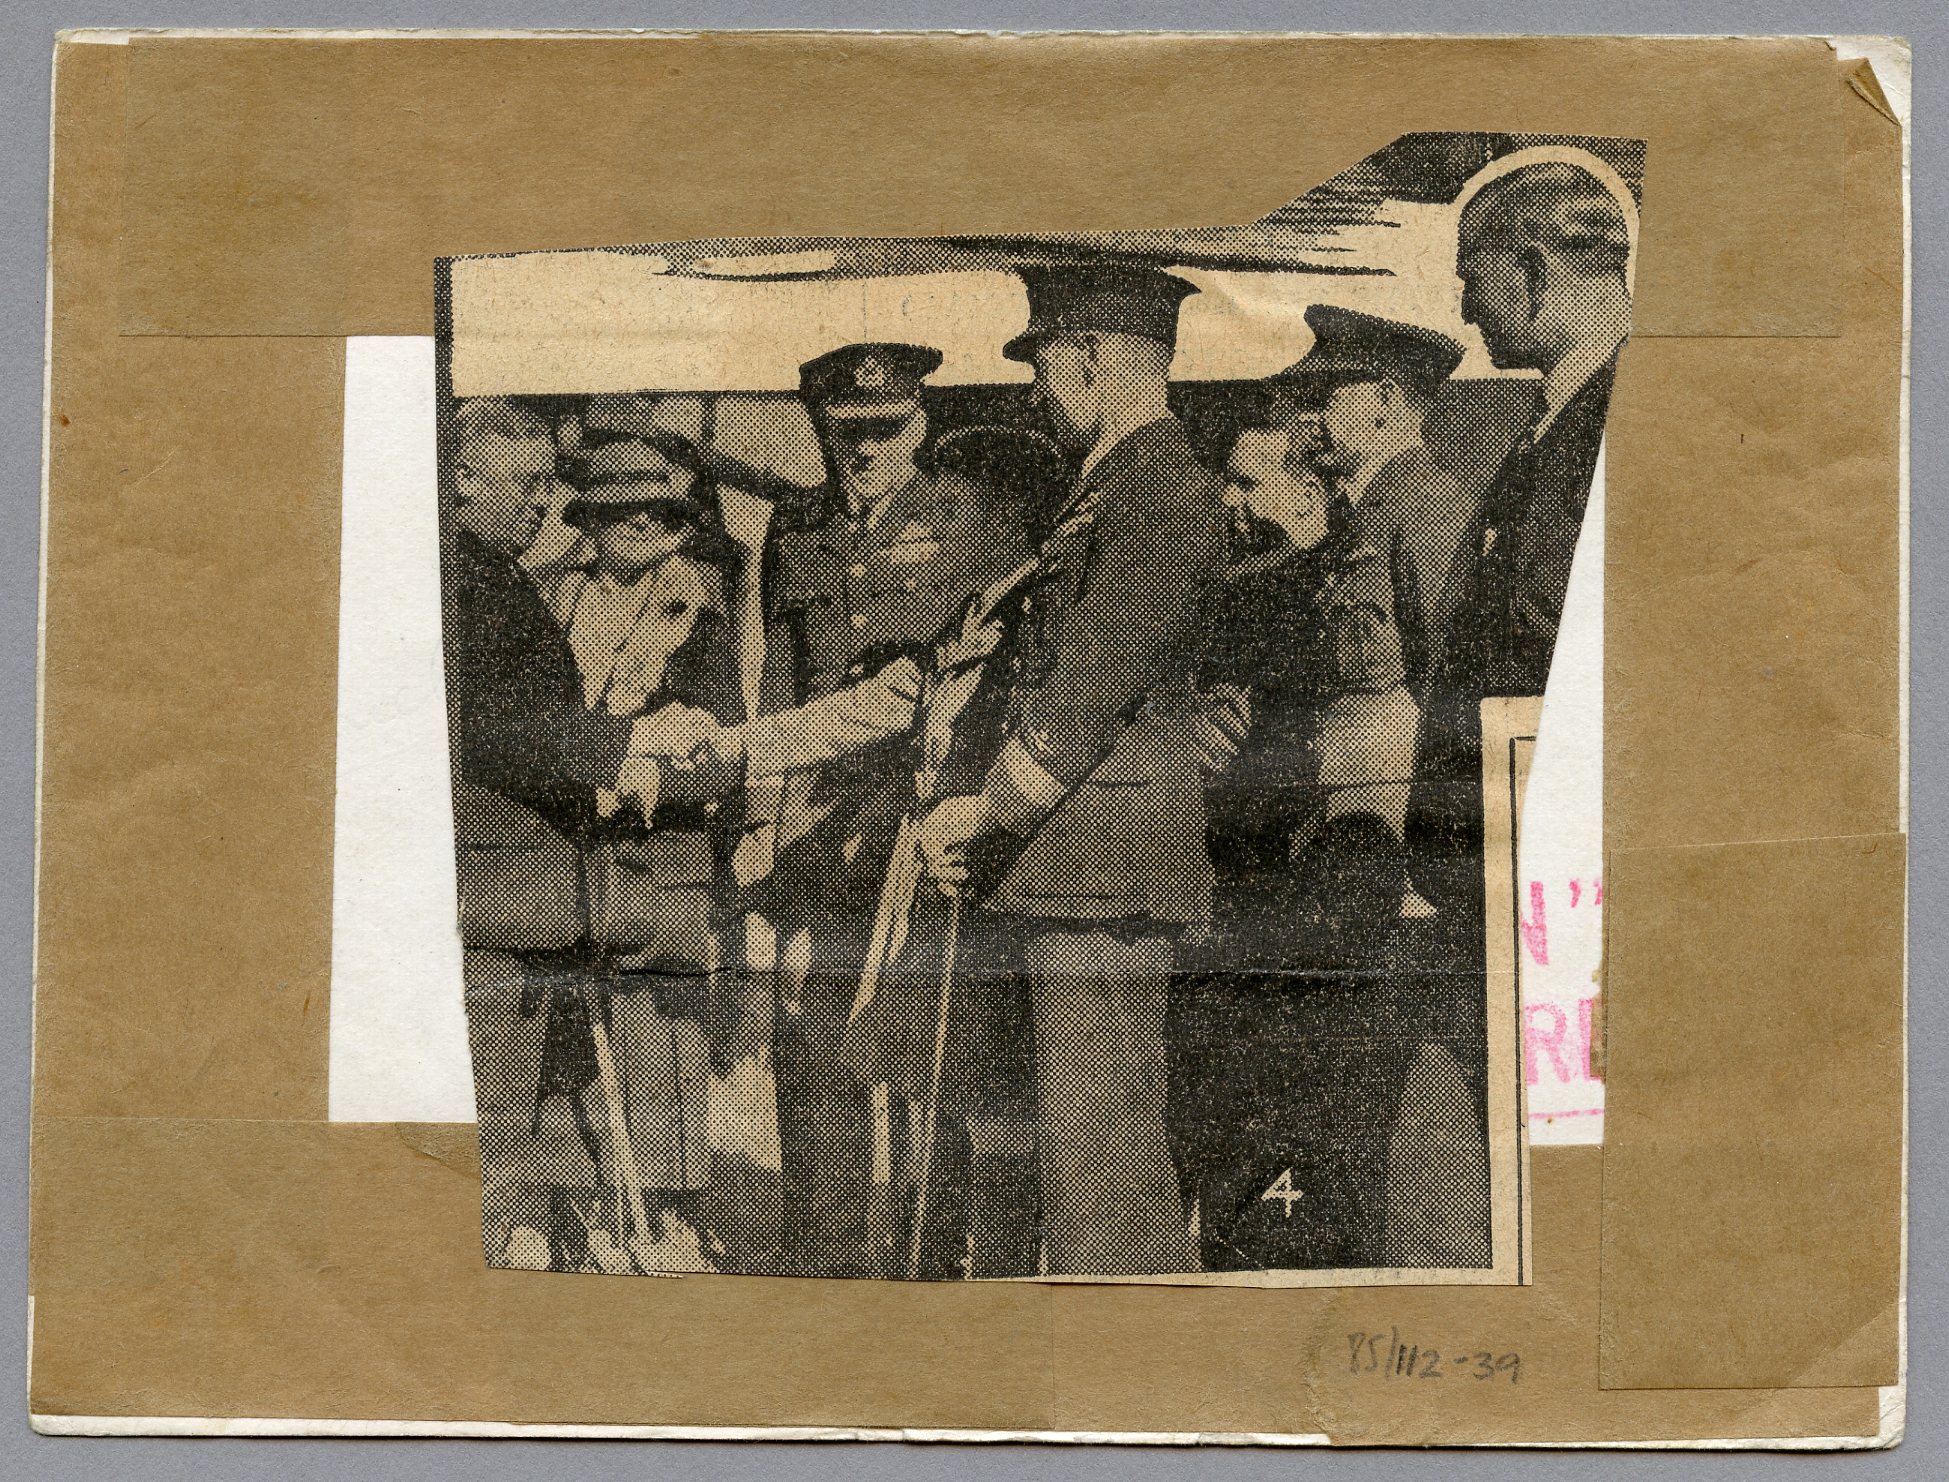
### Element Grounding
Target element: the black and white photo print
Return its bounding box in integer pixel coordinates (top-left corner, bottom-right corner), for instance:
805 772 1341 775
432 132 1640 1284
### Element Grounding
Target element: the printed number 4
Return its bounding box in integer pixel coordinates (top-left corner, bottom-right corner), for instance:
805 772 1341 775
1261 1168 1303 1217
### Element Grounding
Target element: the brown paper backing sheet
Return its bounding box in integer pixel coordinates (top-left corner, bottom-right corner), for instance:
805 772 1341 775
31 35 1903 1440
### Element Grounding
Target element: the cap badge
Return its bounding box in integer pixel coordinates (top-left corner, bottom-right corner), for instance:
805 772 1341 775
855 356 888 391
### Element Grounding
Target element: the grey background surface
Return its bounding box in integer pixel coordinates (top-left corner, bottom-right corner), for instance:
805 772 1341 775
3 3 1938 1477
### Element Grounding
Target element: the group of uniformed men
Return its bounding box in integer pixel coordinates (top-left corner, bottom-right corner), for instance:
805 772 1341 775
440 159 1633 1278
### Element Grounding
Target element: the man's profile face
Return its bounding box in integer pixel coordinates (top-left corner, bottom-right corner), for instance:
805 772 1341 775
452 432 556 555
1225 427 1329 552
1456 230 1542 371
1027 336 1097 450
821 407 927 508
1315 381 1389 476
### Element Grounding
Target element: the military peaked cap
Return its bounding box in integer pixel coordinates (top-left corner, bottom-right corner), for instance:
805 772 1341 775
1270 305 1465 406
1002 263 1198 362
798 342 944 421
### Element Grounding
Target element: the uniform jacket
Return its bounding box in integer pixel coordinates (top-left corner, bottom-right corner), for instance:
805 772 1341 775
760 464 1030 911
1442 353 1617 699
1346 443 1476 699
975 417 1225 927
1193 526 1418 972
1199 526 1405 876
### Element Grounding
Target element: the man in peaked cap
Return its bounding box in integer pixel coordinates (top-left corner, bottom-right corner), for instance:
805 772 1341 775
1270 309 1505 1274
735 340 1033 1278
1270 305 1476 700
912 262 1227 1275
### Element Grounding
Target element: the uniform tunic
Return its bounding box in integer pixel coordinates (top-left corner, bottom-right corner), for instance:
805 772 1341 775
1342 443 1478 700
1195 528 1409 961
757 462 1030 1276
973 419 1224 929
961 416 1225 1277
763 466 1032 915
1172 526 1421 1271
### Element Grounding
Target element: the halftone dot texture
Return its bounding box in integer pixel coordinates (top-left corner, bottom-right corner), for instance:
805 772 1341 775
440 133 1633 1280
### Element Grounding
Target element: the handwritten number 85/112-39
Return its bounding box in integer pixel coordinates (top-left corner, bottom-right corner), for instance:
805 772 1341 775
1348 1331 1520 1383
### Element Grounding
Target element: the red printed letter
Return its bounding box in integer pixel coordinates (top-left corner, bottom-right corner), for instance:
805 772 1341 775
1523 1003 1574 1084
1520 881 1549 965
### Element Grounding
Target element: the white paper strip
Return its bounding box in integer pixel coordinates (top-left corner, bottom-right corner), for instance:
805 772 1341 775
328 337 472 1123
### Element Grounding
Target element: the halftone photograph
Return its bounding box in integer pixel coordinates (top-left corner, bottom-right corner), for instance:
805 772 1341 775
434 133 1638 1285
31 30 1906 1446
